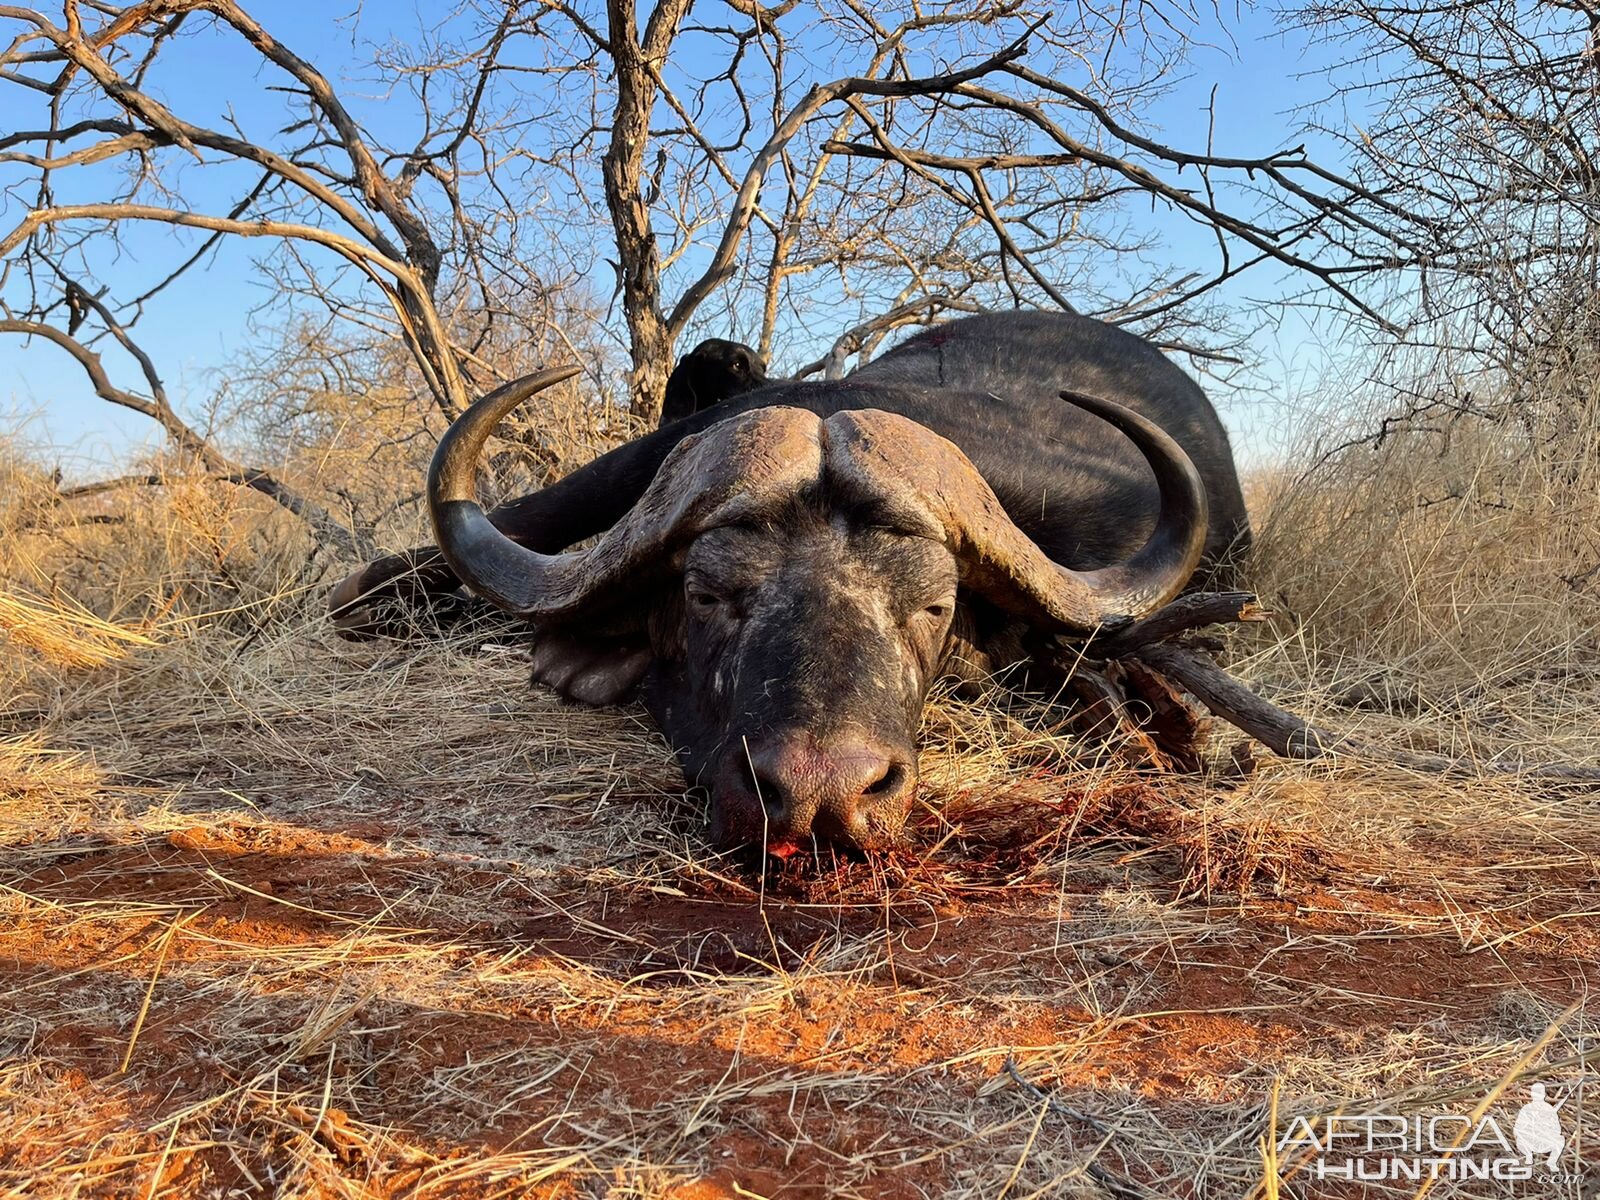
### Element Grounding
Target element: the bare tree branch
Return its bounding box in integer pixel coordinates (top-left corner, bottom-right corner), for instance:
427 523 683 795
0 311 372 557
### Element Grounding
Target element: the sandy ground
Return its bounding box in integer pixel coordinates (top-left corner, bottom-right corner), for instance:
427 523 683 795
3 630 1599 1198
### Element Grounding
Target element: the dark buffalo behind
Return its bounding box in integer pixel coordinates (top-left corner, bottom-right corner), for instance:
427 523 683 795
658 338 769 426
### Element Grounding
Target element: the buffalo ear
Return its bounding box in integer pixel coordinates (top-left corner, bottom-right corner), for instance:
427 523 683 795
646 586 687 661
530 629 653 706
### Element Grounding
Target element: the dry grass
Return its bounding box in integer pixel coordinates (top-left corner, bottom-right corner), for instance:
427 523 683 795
0 588 159 670
2 393 1599 1198
1248 399 1600 727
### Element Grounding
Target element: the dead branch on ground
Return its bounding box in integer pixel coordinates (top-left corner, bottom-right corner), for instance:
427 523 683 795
1059 591 1600 783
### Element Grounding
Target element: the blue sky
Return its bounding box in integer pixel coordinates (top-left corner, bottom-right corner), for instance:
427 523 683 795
0 3 1362 475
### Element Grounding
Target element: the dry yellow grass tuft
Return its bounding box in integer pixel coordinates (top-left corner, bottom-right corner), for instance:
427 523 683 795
0 587 159 669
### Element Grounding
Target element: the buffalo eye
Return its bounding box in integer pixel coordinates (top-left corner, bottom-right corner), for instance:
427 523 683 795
906 599 954 634
686 584 741 621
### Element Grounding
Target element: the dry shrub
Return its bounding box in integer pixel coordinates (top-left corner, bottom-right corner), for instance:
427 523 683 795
1249 396 1600 685
232 316 643 546
5 478 314 628
0 342 642 655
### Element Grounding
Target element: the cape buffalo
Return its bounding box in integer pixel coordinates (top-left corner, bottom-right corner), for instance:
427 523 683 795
659 338 769 426
331 312 1250 854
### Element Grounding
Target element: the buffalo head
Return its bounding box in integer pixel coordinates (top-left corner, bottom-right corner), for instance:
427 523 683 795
425 367 1207 856
659 338 768 426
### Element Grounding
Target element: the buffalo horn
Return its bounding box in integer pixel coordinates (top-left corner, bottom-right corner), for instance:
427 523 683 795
824 397 1207 631
428 373 823 618
432 376 1205 633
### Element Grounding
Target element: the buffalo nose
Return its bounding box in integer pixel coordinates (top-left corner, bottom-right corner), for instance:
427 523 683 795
742 732 915 846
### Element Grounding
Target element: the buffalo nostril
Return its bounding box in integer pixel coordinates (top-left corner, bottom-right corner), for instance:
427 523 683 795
757 787 786 825
740 758 788 825
729 734 916 849
863 761 908 797
812 753 914 845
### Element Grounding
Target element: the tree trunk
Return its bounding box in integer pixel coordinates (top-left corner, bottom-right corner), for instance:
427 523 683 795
603 0 675 422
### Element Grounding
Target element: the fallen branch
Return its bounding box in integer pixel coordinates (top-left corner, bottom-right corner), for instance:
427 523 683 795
57 473 167 499
1062 591 1600 784
1136 642 1600 783
1094 591 1269 656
